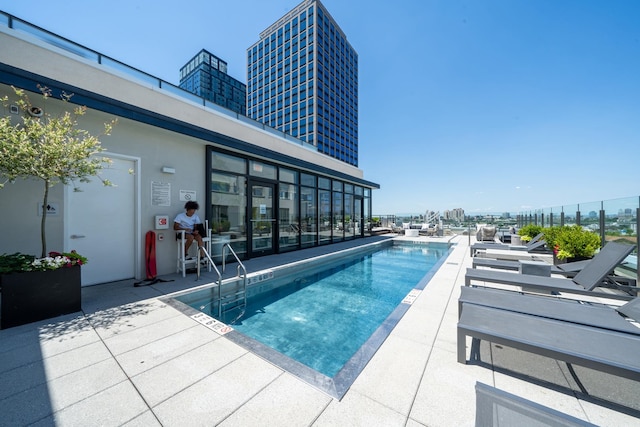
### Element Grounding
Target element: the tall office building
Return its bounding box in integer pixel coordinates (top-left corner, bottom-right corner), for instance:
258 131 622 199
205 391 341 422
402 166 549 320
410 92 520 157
246 0 359 166
179 49 247 115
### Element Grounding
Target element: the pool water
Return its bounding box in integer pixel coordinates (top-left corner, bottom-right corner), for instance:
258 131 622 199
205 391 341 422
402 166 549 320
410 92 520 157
235 245 446 376
177 242 448 379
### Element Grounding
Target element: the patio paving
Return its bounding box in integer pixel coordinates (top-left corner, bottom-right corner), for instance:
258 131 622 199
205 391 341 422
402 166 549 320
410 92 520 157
1 234 639 426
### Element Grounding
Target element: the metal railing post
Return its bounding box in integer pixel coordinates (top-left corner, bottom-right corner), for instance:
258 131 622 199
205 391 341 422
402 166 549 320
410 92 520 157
636 203 639 286
599 201 606 248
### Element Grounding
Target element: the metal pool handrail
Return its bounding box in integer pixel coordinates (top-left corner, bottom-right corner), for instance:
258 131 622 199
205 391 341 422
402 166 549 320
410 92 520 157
221 243 247 322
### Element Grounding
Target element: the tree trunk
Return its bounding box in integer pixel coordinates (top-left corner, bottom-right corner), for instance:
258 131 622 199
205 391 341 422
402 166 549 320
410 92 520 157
40 180 49 258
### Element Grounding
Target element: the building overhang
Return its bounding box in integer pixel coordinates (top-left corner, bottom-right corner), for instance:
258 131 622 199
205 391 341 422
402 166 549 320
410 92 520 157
0 24 379 189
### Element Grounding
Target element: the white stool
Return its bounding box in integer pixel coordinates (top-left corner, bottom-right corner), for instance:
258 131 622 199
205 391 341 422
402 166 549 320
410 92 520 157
176 220 212 277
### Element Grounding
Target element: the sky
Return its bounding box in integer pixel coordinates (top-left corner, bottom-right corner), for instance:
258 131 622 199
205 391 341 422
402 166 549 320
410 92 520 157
3 0 639 215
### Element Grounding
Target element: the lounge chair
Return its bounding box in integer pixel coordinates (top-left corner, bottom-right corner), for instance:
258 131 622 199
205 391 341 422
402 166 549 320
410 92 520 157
418 223 438 237
472 256 588 272
476 225 497 242
457 303 640 381
472 241 635 279
459 286 640 336
465 241 637 301
470 233 546 257
617 293 640 321
475 382 597 427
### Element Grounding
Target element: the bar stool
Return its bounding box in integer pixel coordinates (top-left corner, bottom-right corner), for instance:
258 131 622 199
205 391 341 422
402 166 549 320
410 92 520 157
176 220 212 277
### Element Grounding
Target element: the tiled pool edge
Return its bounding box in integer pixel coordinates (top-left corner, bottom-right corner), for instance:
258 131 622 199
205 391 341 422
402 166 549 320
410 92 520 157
160 240 453 400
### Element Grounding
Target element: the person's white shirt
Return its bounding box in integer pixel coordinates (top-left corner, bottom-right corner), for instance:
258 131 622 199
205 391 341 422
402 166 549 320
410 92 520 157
174 212 201 232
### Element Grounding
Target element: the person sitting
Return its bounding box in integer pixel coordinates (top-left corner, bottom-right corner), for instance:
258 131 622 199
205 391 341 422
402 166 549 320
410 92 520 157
174 201 205 259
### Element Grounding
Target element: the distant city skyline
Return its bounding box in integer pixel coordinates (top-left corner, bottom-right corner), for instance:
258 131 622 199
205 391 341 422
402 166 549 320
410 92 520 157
3 1 639 214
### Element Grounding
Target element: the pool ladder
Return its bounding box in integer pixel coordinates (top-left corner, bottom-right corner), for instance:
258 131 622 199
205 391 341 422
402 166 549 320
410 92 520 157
195 244 247 325
218 243 247 325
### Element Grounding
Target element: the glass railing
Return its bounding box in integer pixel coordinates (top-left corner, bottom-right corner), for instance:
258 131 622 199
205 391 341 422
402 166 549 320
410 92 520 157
518 196 639 251
0 10 316 152
375 195 639 280
518 196 639 280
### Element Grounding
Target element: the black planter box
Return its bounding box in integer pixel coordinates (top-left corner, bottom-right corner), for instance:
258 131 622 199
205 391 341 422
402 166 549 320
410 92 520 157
1 266 81 329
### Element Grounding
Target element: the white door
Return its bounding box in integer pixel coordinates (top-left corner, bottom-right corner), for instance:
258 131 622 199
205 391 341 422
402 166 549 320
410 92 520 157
66 156 137 286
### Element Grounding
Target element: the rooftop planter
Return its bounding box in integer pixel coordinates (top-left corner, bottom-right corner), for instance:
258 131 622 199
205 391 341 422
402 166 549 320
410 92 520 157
0 252 85 329
543 225 601 264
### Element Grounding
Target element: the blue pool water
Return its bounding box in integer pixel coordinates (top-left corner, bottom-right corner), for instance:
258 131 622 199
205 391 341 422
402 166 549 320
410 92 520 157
176 242 449 379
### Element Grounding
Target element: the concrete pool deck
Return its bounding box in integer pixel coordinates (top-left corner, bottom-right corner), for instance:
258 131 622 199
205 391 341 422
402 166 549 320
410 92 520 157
1 234 639 426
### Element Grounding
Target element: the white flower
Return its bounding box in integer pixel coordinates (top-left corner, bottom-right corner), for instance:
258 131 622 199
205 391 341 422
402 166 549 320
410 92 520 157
31 255 71 270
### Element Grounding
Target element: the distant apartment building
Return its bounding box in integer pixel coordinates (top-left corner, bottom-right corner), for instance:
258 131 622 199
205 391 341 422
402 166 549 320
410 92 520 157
246 0 359 166
179 49 247 115
444 208 465 222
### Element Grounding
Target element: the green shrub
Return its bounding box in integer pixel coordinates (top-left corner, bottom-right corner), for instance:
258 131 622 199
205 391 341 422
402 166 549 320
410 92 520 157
545 225 601 259
518 224 543 242
0 253 35 274
541 226 562 250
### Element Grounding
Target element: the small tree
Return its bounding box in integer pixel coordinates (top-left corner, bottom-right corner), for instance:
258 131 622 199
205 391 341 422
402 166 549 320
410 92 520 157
0 85 116 257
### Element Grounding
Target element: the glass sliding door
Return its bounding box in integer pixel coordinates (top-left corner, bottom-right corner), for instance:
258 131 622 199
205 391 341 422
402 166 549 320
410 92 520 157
279 182 299 252
300 186 317 247
332 181 344 243
344 193 354 239
354 196 363 237
250 182 275 256
319 189 332 245
364 188 371 236
210 151 247 262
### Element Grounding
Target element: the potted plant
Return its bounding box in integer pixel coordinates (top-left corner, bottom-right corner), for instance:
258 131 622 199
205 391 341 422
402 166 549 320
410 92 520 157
212 220 231 234
0 85 115 328
0 251 87 329
554 225 601 263
543 225 601 264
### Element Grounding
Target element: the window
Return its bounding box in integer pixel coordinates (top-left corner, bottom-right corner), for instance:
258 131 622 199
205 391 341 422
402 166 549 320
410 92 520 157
250 161 276 180
279 167 298 184
211 152 246 174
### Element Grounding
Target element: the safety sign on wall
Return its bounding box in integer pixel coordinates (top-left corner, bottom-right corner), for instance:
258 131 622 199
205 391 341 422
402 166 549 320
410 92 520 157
180 190 196 201
38 203 59 216
155 215 169 230
151 181 170 206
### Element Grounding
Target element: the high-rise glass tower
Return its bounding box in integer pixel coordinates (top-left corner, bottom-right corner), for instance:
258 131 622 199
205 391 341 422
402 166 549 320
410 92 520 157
246 0 358 166
180 49 247 115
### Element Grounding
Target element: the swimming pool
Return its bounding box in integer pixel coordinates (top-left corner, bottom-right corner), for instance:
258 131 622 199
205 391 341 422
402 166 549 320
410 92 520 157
166 240 450 398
